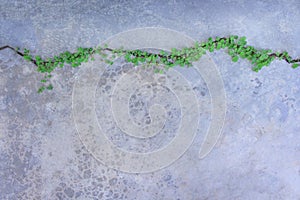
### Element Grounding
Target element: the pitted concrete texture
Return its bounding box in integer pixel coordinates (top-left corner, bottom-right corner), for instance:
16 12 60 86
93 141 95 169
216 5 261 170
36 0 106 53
1 0 300 199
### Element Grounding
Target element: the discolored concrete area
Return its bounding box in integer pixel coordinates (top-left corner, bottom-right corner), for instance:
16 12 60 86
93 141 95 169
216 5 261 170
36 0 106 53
1 1 300 199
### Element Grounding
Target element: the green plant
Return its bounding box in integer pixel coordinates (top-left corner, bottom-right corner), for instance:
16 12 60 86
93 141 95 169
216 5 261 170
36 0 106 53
0 35 299 93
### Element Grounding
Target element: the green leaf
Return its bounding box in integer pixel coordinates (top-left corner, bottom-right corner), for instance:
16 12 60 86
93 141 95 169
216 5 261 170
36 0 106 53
171 48 178 54
240 52 246 58
160 50 166 56
125 53 131 62
292 63 299 69
23 48 30 54
24 55 32 61
257 63 264 69
228 49 235 56
46 84 53 90
232 56 239 62
38 86 45 93
252 67 259 72
237 36 247 46
151 55 157 62
286 56 292 62
35 55 42 61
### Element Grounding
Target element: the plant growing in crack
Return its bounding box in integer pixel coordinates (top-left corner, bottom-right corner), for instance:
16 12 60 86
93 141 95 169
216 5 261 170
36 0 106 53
0 35 299 93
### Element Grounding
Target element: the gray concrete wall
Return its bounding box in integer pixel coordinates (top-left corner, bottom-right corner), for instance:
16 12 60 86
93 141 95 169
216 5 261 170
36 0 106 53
1 0 300 199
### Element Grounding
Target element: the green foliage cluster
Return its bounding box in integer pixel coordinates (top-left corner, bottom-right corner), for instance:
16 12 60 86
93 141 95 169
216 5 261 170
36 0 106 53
2 35 299 93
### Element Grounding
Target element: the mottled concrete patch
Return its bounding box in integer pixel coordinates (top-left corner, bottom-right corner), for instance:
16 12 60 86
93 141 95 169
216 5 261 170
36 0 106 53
1 0 300 199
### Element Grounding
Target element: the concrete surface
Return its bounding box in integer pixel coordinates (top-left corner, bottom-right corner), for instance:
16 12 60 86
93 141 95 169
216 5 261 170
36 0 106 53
1 0 300 199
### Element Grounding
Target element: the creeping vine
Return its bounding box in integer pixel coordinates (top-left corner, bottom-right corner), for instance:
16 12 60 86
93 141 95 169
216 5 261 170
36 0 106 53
0 35 299 93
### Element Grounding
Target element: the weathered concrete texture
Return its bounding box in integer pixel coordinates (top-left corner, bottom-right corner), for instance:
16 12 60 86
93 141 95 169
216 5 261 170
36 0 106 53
1 0 300 199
